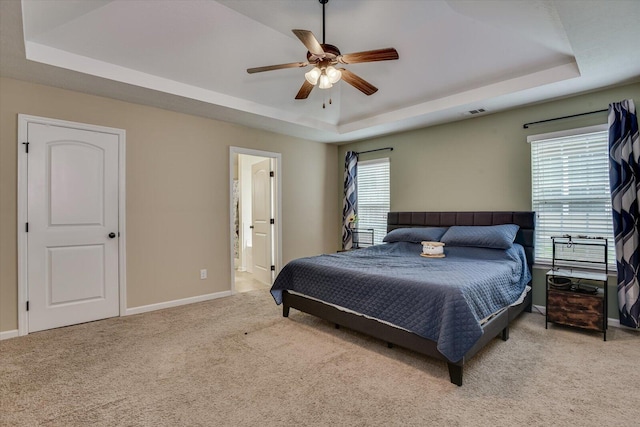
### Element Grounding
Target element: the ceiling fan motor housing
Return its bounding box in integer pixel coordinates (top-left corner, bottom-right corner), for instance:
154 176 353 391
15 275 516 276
307 44 341 63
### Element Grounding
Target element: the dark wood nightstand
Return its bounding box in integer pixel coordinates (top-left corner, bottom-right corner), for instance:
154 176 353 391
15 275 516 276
545 235 609 341
546 269 607 340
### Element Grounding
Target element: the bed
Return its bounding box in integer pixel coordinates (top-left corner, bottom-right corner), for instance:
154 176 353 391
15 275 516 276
271 211 535 386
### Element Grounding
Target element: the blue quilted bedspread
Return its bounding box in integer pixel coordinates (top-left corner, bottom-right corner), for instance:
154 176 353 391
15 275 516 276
270 242 531 362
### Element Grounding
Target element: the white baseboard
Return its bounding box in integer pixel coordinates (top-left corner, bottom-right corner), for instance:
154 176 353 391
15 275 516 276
532 304 638 331
0 329 19 341
125 290 232 316
1 292 233 339
532 304 546 315
606 317 639 331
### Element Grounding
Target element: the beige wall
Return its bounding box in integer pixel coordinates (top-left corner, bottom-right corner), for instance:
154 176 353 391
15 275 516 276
339 81 640 315
0 77 340 333
3 77 638 333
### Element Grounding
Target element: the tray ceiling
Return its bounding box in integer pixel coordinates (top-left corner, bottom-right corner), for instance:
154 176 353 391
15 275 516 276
2 0 639 143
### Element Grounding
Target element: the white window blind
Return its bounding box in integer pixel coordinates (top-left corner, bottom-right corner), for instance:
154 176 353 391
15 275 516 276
529 124 616 269
358 158 390 245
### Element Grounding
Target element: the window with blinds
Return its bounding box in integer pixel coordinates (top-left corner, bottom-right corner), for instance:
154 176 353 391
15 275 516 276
529 124 615 269
357 158 390 245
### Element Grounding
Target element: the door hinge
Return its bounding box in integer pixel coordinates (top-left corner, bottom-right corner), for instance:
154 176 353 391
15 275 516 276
269 171 274 177
271 265 275 271
22 142 29 153
25 222 29 232
26 301 29 311
270 218 275 224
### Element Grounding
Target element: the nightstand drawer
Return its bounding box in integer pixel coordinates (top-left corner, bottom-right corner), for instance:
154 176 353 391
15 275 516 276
547 290 603 314
547 309 604 331
547 289 605 332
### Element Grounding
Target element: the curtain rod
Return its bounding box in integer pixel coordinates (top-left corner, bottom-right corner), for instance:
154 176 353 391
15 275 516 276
523 109 607 129
356 147 393 155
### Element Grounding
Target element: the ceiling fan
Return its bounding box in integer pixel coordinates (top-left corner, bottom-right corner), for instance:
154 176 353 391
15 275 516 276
246 0 399 100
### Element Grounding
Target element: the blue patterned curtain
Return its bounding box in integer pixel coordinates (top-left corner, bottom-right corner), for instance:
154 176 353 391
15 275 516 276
608 99 640 329
342 151 358 250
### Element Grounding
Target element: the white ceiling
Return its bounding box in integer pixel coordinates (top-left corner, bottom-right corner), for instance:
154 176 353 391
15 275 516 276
2 0 639 143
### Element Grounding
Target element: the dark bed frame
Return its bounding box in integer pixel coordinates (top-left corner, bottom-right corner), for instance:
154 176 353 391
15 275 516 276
281 211 535 386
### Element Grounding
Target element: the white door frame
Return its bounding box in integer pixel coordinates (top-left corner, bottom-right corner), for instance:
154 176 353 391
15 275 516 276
17 114 127 336
229 147 282 293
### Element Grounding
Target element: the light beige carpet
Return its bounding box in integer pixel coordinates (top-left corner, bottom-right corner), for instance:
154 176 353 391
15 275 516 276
1 289 638 426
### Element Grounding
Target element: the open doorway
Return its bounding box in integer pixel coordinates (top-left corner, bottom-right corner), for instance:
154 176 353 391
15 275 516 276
229 147 281 294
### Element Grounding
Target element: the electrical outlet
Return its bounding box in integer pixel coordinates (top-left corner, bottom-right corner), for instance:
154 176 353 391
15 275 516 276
200 269 207 280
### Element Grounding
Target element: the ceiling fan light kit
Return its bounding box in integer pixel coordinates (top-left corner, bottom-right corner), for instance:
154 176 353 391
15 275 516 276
307 64 341 88
326 66 342 83
247 0 398 100
318 73 332 89
304 67 321 85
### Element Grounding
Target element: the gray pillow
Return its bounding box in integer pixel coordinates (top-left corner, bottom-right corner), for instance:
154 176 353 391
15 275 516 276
383 227 448 243
440 224 520 249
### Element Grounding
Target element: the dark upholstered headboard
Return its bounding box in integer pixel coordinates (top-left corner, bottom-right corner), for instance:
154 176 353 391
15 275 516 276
387 211 535 268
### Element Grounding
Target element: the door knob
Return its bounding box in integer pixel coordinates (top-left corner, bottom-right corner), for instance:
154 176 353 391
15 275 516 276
108 232 116 239
249 225 254 229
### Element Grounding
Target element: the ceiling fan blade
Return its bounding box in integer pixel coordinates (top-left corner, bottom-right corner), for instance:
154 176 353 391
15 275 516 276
338 48 399 64
295 80 315 100
247 62 308 74
338 68 378 96
292 29 325 56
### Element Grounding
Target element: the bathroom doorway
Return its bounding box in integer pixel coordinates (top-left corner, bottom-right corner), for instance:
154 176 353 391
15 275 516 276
230 147 281 293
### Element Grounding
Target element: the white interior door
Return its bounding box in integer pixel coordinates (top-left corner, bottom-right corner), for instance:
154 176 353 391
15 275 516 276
251 159 272 285
27 122 120 332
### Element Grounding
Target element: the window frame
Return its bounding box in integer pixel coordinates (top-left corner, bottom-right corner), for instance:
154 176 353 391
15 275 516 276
528 123 616 271
357 157 390 246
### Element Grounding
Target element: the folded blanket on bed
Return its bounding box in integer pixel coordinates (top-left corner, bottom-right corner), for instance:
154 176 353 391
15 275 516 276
271 242 531 362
